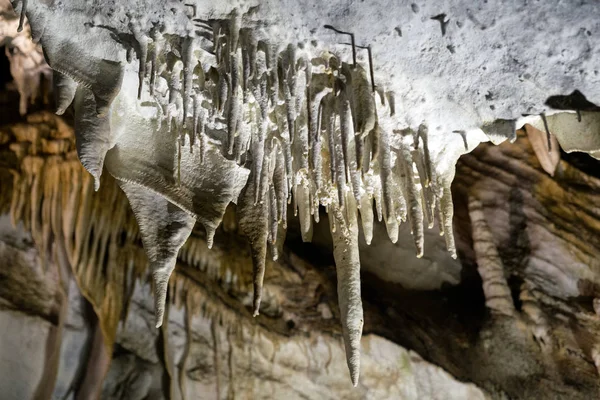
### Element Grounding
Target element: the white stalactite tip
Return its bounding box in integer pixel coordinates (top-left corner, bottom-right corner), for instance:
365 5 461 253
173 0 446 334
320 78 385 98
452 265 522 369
153 264 175 328
117 182 195 329
331 193 363 387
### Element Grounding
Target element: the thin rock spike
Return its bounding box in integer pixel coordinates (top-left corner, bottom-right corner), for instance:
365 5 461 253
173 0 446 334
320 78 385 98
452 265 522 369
441 184 457 258
338 89 353 182
379 124 394 224
418 124 433 186
400 144 424 257
182 36 195 124
322 93 337 184
330 192 363 387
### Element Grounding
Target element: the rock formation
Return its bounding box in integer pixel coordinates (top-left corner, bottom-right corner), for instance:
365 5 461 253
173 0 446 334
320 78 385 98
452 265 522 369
0 0 599 398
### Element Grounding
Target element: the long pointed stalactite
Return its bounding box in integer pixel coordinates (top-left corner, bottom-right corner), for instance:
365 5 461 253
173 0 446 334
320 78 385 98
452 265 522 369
119 182 195 328
0 112 145 352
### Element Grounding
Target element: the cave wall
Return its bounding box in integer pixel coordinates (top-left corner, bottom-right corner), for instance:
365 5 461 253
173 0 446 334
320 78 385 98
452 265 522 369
1 0 600 398
1 109 600 399
0 190 487 400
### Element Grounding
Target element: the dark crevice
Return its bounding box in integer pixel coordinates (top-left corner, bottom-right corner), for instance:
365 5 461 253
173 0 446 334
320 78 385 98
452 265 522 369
0 46 11 87
0 45 22 124
545 90 600 113
507 274 524 312
560 149 600 179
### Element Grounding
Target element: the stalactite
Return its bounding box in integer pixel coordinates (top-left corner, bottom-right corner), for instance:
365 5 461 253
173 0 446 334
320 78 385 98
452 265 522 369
9 169 24 228
296 176 313 242
412 144 428 190
150 28 164 96
359 194 374 245
341 63 376 170
229 9 241 57
418 124 433 187
362 133 373 176
177 141 182 184
2 5 485 385
332 100 347 207
31 239 70 400
192 94 206 163
181 36 195 124
338 89 352 179
240 29 256 103
210 317 222 400
216 63 228 115
273 145 287 227
279 129 293 196
524 124 560 176
267 142 279 246
16 0 27 32
119 182 196 327
73 86 111 191
252 134 265 204
71 171 93 268
259 40 278 107
423 185 436 229
379 124 394 225
437 199 445 237
440 184 457 258
53 71 78 115
280 46 297 144
268 184 278 246
322 93 337 185
130 21 149 100
63 162 82 260
167 60 184 135
237 150 270 316
308 75 331 189
399 142 424 257
4 117 142 358
42 158 59 263
25 156 44 255
227 52 241 155
330 192 363 387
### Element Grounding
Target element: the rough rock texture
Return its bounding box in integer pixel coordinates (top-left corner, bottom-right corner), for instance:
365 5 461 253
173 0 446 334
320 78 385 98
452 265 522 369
1 101 600 399
1 0 600 398
0 110 490 399
0 231 488 400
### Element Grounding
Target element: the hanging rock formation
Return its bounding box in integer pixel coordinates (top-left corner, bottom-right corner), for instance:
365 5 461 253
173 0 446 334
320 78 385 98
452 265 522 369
2 0 600 386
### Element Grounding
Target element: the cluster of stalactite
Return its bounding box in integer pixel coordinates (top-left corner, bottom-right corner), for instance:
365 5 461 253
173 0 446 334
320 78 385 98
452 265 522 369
1 112 270 397
12 1 459 384
1 112 144 349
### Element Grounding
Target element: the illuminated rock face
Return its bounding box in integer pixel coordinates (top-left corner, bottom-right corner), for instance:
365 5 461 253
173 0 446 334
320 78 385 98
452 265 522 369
2 110 600 398
2 0 600 387
0 214 490 399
